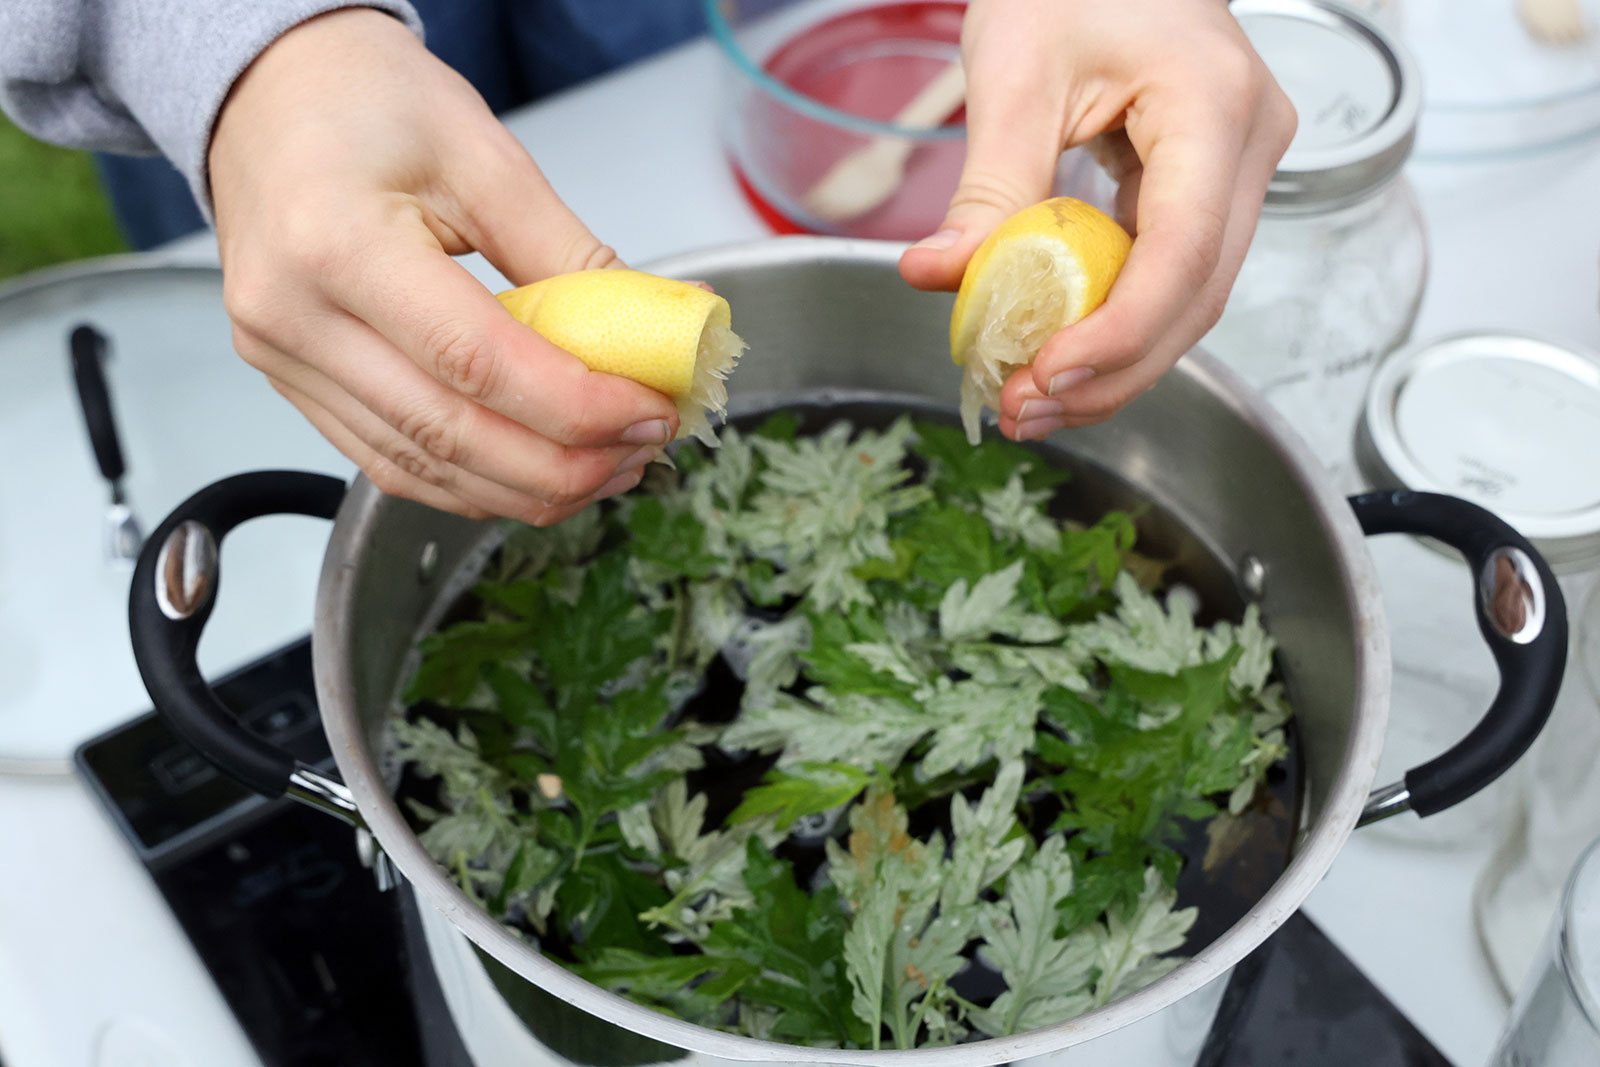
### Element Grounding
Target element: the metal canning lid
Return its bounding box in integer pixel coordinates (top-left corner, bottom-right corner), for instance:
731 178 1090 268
1359 331 1600 574
1232 0 1422 211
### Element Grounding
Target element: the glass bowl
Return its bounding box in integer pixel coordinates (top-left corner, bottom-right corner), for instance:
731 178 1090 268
707 0 970 240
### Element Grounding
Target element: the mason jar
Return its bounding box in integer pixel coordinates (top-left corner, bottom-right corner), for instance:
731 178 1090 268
1356 331 1600 851
1204 0 1428 493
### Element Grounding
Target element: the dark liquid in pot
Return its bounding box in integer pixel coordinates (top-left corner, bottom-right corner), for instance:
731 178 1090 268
399 394 1305 1008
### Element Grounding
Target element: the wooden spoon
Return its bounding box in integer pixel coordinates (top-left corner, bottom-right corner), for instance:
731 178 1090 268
1517 0 1591 44
804 60 967 223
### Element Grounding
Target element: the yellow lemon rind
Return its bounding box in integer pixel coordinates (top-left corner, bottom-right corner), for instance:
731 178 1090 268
497 270 745 447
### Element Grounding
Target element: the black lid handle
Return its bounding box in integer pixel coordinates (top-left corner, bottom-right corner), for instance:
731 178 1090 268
69 324 127 485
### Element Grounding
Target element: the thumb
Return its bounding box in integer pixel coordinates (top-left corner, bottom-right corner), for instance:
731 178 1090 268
898 87 1062 292
449 130 625 285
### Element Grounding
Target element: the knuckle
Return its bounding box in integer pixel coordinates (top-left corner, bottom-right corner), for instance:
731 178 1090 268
574 239 622 272
383 442 438 484
363 459 411 499
541 407 592 448
529 500 586 528
1073 383 1140 424
396 405 466 466
426 320 502 401
539 482 585 510
1077 404 1122 427
947 170 1035 218
222 273 280 339
1201 46 1264 113
279 199 359 278
1098 333 1146 373
543 455 611 508
1077 306 1148 372
1266 87 1299 152
1191 284 1231 335
542 374 613 446
543 223 620 274
231 324 274 371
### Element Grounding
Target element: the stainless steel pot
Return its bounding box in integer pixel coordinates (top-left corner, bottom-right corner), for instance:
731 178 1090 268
130 238 1568 1065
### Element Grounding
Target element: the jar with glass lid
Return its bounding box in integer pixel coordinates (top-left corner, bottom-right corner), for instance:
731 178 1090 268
1202 0 1427 492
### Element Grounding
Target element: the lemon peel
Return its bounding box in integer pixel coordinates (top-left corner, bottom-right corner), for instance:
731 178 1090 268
498 269 746 445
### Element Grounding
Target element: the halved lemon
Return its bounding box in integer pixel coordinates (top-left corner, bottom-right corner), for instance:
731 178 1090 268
950 198 1132 444
498 269 746 445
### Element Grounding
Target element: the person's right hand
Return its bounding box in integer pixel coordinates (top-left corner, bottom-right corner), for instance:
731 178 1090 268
208 8 679 525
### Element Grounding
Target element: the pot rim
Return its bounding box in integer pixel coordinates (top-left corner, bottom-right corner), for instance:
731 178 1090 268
314 236 1391 1064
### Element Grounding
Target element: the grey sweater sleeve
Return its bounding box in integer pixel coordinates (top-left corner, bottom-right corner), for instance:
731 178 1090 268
0 1 424 220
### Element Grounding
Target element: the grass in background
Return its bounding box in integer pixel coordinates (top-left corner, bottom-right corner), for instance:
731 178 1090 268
0 114 128 282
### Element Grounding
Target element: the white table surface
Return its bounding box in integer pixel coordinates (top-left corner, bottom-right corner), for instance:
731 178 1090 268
2 29 1598 1067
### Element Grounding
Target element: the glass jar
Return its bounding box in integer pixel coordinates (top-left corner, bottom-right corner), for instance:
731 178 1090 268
1487 830 1600 1066
1357 331 1600 850
1203 180 1427 491
1204 0 1428 493
1477 579 1600 999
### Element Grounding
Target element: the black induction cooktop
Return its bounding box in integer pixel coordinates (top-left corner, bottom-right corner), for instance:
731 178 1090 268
76 639 471 1067
76 637 1454 1067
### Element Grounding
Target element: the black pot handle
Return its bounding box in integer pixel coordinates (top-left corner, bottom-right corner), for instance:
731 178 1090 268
128 471 358 816
1350 490 1568 825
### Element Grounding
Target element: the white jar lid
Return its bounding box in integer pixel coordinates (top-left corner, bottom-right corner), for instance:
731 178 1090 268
1359 330 1600 573
1233 0 1422 210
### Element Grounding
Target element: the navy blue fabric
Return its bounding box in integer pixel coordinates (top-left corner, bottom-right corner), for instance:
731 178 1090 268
100 0 706 249
94 152 206 250
503 0 706 98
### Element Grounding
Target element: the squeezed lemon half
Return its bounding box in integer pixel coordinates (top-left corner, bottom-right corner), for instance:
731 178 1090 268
950 198 1132 443
498 269 746 445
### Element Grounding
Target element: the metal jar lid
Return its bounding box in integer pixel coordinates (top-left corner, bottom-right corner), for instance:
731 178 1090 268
1359 331 1600 574
1232 0 1422 211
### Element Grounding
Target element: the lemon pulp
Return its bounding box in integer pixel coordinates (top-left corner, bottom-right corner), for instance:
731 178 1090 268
950 198 1131 444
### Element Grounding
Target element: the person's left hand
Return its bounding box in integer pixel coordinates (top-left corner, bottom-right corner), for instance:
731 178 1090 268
899 0 1297 441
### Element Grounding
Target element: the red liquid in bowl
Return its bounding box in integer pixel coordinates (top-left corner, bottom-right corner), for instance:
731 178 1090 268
730 1 968 240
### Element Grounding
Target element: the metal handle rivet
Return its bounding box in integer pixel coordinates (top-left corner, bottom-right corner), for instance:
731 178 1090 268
1479 547 1544 645
418 541 440 584
154 520 218 621
1239 553 1267 600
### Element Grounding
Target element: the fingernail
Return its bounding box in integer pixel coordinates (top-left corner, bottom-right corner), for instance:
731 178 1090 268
615 445 657 474
687 279 715 292
596 469 644 499
1013 416 1067 441
1047 367 1095 396
622 419 672 445
911 228 961 252
1017 397 1066 422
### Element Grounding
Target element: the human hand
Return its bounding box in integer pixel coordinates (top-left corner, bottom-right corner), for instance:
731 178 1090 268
209 8 679 525
898 0 1296 440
